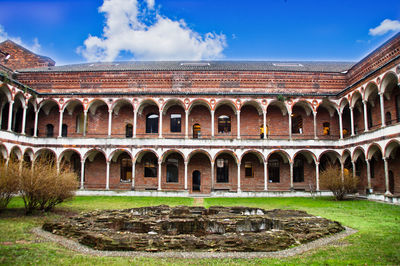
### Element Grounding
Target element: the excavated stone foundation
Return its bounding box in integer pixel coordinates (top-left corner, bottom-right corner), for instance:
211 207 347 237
43 206 344 252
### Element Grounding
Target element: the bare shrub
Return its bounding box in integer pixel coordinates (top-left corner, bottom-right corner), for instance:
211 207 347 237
0 161 20 210
19 158 78 214
319 165 359 200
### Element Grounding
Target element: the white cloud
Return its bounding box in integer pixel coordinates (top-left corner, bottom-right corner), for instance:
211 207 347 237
77 0 226 62
369 19 400 36
0 24 41 53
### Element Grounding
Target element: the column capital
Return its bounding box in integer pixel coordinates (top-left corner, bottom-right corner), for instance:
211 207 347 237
84 109 88 114
108 109 113 114
9 100 14 104
349 106 353 110
315 161 320 166
362 99 368 104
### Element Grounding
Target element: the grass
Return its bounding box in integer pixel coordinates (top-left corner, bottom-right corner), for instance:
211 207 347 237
0 196 399 265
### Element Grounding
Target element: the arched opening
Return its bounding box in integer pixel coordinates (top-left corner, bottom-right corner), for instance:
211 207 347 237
37 100 59 137
266 101 288 139
84 150 106 189
267 151 290 190
86 100 108 137
215 102 236 138
364 83 380 130
109 151 133 186
317 100 340 139
241 152 264 191
240 103 262 139
60 150 81 180
125 124 133 138
351 92 364 134
193 123 201 139
368 145 385 193
293 151 317 190
162 151 184 189
146 113 159 134
111 100 134 138
188 100 211 138
192 171 201 191
35 149 56 165
62 99 84 137
188 151 211 193
385 141 400 194
381 72 399 125
134 151 159 190
0 85 12 131
292 102 313 138
214 151 238 190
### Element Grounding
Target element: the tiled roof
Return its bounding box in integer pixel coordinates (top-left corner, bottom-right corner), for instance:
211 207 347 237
17 60 355 73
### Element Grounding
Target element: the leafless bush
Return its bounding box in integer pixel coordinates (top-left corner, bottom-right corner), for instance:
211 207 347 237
0 161 20 210
320 165 359 200
19 158 78 214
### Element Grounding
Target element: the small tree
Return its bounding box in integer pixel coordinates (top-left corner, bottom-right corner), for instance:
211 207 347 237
0 161 20 210
319 165 359 200
19 158 78 214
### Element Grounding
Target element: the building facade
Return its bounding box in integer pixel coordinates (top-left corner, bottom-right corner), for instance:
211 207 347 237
0 34 399 200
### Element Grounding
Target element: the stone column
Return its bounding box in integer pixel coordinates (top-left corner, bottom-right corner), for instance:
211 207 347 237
383 157 391 195
211 110 215 138
185 110 189 139
379 92 386 127
211 161 215 190
108 109 112 137
313 111 317 139
340 160 344 181
33 109 39 137
158 109 163 138
350 106 355 136
21 105 27 135
133 109 137 138
263 109 267 139
290 161 294 189
237 110 241 139
264 161 268 191
366 159 372 191
237 162 241 192
158 161 162 190
106 161 110 190
58 110 64 137
131 159 136 190
352 161 356 178
184 161 188 190
7 100 13 131
338 110 343 139
363 100 369 132
315 162 320 191
288 111 292 140
80 159 85 189
83 110 88 137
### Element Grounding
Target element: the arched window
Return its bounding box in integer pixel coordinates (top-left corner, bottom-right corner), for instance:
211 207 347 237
62 124 68 137
166 158 179 183
193 124 201 138
385 112 392 125
291 114 303 134
323 122 330 135
218 115 231 133
146 113 159 133
125 124 133 138
144 159 157 177
268 159 280 183
170 114 181 132
46 124 54 137
293 156 304 182
216 158 229 183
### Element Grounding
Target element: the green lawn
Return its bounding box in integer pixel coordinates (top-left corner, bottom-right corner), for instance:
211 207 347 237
0 196 399 265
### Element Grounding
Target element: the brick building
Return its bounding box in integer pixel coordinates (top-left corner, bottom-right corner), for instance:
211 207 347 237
0 34 399 201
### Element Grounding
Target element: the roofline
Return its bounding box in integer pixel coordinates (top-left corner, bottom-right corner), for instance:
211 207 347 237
0 39 55 65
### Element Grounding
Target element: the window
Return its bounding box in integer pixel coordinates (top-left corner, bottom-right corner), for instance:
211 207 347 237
193 124 201 138
322 122 330 135
218 115 231 133
166 158 179 183
170 114 181 132
293 158 304 182
146 113 159 133
291 114 303 134
370 158 375 179
367 102 373 128
62 124 68 137
244 162 253 177
216 158 229 183
268 159 280 183
120 158 132 182
144 159 157 177
125 124 133 138
386 112 392 125
46 124 54 137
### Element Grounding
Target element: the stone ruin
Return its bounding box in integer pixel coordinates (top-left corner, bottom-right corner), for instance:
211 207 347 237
43 205 344 252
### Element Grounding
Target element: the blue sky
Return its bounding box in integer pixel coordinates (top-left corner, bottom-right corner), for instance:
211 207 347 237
0 0 399 65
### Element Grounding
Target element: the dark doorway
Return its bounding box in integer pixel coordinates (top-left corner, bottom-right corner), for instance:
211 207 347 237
389 170 395 194
192 170 201 191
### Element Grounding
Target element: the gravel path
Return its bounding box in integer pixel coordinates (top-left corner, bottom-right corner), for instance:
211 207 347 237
32 227 357 259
